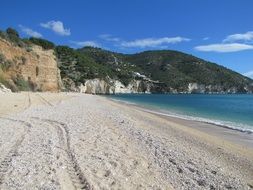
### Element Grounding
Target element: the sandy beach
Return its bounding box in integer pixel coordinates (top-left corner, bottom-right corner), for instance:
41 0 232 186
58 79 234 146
0 92 252 190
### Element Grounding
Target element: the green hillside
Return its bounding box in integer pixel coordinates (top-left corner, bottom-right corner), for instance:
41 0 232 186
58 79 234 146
57 46 253 93
1 27 252 93
124 50 253 91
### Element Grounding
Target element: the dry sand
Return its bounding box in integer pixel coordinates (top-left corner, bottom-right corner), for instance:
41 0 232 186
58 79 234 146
0 92 73 116
0 92 252 190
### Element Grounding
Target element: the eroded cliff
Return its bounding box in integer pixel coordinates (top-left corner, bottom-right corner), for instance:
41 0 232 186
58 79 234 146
78 78 153 94
0 38 62 91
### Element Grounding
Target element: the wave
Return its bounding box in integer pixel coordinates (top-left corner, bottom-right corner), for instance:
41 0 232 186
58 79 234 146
110 98 138 105
111 98 253 134
142 108 253 134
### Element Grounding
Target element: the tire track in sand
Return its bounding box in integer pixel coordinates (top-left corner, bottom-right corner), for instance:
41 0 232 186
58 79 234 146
32 117 91 190
35 94 54 107
0 117 32 185
26 92 31 109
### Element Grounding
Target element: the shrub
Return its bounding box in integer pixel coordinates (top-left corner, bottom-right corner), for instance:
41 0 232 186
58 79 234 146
13 76 30 91
0 53 13 71
6 28 21 45
0 30 7 40
6 28 19 38
0 53 5 63
29 37 55 50
0 69 6 84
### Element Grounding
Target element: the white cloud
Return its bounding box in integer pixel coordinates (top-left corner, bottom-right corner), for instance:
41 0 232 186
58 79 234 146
99 34 120 42
194 43 253 53
223 31 253 43
120 37 191 48
244 71 253 79
19 25 42 38
40 20 70 36
70 41 100 47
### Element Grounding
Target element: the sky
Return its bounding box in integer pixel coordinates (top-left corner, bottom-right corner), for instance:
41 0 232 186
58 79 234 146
1 0 253 78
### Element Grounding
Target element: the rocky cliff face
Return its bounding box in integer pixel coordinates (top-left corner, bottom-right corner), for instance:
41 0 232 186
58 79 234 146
77 79 253 95
0 38 62 91
78 78 153 94
187 83 253 94
114 80 152 94
80 79 114 94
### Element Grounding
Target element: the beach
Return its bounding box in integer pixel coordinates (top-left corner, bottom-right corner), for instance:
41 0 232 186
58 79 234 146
0 92 252 189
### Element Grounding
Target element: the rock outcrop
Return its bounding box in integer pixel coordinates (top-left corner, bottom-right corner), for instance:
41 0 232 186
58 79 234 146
80 79 115 94
187 82 253 94
0 38 62 91
188 83 207 94
78 78 153 94
0 83 11 93
114 80 152 94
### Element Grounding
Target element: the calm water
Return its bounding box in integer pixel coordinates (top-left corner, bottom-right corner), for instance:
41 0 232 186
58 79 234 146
110 94 253 133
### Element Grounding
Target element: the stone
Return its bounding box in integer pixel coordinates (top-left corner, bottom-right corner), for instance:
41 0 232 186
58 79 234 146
0 83 12 93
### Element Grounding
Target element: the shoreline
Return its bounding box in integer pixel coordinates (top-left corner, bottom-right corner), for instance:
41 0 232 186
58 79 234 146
110 96 253 133
104 95 253 188
109 97 253 150
0 92 253 189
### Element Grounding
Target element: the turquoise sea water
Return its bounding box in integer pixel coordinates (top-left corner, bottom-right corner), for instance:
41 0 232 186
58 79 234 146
110 94 253 133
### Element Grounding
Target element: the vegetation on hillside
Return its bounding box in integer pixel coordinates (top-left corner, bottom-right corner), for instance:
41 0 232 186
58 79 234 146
78 47 141 85
72 48 253 92
0 27 252 93
55 46 115 85
0 28 28 48
0 28 55 50
124 50 253 91
55 46 140 86
28 37 55 50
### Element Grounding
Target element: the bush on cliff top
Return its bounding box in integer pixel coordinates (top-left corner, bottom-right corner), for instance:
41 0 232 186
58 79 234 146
28 37 55 50
6 28 19 38
0 28 28 48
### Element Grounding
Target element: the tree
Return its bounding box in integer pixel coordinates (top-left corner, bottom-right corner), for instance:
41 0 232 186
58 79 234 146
6 28 19 38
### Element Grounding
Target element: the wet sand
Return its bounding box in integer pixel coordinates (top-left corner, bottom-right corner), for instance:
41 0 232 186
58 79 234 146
127 104 253 150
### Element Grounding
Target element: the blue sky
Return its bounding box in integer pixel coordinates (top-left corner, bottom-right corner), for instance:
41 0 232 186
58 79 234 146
1 0 253 78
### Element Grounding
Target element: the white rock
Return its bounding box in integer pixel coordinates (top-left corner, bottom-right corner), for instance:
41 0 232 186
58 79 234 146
0 83 11 93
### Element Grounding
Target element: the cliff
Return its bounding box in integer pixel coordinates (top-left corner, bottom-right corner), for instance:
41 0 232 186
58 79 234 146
186 83 253 94
0 38 62 92
78 78 152 94
76 79 253 95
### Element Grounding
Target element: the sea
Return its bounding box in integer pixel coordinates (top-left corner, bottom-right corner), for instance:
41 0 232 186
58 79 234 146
110 94 253 133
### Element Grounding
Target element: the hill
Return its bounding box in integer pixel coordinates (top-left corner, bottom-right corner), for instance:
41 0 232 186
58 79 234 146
74 47 253 93
0 27 253 94
123 50 253 92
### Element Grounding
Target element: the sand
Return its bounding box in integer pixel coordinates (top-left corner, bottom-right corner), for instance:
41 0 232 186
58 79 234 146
0 92 252 190
0 92 74 116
